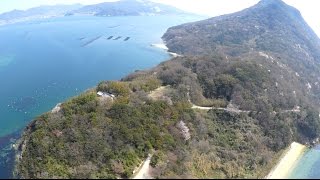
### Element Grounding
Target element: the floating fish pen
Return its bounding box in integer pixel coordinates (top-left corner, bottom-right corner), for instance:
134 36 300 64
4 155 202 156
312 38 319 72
107 25 120 28
106 36 130 41
81 36 102 47
113 36 122 40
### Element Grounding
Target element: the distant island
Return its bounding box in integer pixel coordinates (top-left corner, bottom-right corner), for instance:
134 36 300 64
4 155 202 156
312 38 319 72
0 4 83 26
68 0 189 17
0 0 191 26
14 0 320 179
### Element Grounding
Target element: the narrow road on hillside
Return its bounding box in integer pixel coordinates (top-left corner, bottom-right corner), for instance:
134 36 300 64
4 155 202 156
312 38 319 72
133 154 153 179
187 91 300 114
187 91 250 113
191 104 250 113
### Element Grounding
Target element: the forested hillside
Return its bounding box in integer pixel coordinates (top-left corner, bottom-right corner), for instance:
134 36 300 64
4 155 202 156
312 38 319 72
15 0 320 178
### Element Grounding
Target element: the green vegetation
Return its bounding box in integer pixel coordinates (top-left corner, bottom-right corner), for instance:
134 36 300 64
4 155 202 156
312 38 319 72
16 53 320 178
15 0 320 179
97 81 130 97
16 84 192 178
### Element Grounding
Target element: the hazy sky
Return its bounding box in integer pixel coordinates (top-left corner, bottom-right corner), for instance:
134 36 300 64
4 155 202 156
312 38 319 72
0 0 319 36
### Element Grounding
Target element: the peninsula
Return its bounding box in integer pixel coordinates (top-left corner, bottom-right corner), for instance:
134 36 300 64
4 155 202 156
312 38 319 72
14 0 320 178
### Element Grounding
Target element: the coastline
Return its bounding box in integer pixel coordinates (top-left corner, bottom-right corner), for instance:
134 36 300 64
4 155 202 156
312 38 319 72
7 15 199 178
151 43 169 50
266 142 307 179
151 43 182 57
0 15 63 27
0 130 21 179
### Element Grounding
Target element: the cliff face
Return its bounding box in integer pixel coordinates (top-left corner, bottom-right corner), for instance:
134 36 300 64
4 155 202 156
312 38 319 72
16 0 320 179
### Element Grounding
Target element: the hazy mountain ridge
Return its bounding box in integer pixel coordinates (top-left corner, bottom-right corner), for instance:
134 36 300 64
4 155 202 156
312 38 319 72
0 4 83 23
68 0 188 16
0 0 189 25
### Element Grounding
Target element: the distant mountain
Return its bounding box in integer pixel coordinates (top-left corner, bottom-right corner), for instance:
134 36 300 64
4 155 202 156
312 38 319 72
67 0 189 16
0 0 191 26
0 4 83 22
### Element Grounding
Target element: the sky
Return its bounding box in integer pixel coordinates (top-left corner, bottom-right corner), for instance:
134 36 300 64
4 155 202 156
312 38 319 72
0 0 319 36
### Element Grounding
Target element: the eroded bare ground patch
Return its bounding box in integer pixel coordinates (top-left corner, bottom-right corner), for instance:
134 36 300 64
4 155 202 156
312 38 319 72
148 86 173 105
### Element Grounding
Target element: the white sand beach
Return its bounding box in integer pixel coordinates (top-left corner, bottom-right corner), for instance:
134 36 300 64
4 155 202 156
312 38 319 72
151 43 169 50
169 52 182 57
266 142 307 179
151 43 183 58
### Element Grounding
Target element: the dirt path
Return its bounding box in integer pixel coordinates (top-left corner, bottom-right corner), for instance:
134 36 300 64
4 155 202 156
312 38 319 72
188 92 249 113
133 154 153 179
192 104 250 113
189 92 300 114
148 86 167 100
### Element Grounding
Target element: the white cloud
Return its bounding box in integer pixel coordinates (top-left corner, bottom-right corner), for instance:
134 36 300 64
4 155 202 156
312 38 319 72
0 0 117 13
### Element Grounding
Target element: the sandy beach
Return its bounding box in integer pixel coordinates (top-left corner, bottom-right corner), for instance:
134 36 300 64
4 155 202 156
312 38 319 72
151 43 169 50
266 142 307 179
151 43 182 57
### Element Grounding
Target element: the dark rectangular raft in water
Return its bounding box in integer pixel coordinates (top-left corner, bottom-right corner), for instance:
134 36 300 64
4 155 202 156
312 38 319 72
106 36 130 41
81 36 102 47
113 36 122 40
107 25 120 28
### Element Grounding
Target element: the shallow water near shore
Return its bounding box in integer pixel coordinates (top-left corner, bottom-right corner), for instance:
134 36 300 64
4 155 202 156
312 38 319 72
287 145 320 179
0 15 204 178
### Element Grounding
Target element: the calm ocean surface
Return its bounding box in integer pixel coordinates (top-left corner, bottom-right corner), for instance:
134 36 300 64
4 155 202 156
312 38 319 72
0 15 204 178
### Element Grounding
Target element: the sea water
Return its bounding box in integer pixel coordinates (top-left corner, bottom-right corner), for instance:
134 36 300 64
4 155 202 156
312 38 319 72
288 145 320 179
0 15 205 178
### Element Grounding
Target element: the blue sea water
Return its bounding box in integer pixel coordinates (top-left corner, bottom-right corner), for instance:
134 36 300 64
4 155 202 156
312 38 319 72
288 145 320 179
0 15 204 178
